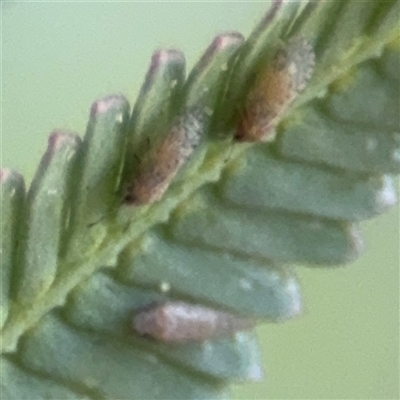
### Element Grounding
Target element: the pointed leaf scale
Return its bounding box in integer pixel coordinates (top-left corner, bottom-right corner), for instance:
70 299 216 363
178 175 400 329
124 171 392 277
70 95 130 235
279 106 400 175
14 132 81 306
19 314 229 399
1 358 90 399
170 196 364 266
129 49 186 144
184 32 244 111
222 149 397 220
118 233 302 320
0 169 25 328
327 62 399 130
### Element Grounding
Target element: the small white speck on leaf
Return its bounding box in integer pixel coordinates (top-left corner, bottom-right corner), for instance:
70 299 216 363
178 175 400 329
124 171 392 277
159 282 171 293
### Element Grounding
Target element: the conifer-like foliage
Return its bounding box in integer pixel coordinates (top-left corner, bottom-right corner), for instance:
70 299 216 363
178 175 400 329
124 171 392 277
1 1 399 399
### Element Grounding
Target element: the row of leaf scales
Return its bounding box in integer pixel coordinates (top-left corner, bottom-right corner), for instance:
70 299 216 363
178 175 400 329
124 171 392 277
1 1 399 399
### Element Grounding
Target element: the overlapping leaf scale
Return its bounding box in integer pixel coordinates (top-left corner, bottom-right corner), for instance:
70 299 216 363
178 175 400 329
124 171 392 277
65 95 130 261
117 231 301 321
220 148 396 221
11 132 81 307
17 313 228 400
1 357 92 399
170 190 363 266
279 45 400 174
1 170 25 329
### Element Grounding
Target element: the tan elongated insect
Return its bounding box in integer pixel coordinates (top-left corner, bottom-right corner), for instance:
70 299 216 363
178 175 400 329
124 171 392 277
132 301 256 343
125 109 203 206
236 37 315 142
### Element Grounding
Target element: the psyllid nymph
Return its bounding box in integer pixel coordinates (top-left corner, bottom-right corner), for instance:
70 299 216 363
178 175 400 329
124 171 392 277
132 301 256 342
236 37 315 142
125 109 204 206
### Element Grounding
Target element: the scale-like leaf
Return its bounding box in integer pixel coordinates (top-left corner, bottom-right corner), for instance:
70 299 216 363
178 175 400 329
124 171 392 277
221 148 397 221
1 170 25 328
170 195 364 266
13 132 81 306
1 357 91 399
118 233 301 320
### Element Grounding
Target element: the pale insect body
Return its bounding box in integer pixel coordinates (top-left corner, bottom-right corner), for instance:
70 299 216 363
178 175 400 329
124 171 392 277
125 110 203 206
133 301 256 342
236 37 315 142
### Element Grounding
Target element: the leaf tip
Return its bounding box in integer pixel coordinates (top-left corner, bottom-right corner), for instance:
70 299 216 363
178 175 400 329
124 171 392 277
90 94 129 117
48 130 81 153
286 277 303 318
213 31 245 49
346 225 366 263
150 48 185 72
0 168 23 184
193 31 244 73
375 175 398 212
260 0 283 26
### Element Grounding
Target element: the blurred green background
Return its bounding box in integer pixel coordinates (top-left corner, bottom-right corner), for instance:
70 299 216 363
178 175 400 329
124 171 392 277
2 2 399 399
